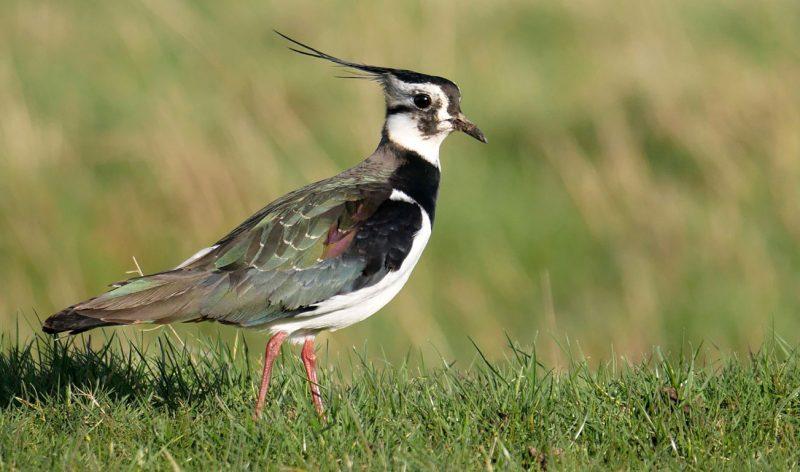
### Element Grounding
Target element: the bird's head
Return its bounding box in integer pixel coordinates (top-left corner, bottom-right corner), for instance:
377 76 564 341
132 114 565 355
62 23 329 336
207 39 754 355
277 32 486 166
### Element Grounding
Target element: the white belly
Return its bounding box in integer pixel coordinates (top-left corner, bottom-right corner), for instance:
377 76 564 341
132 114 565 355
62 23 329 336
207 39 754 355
266 202 431 341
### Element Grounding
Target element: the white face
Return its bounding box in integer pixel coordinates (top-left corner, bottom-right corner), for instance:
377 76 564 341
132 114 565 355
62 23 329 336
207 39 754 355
383 77 461 168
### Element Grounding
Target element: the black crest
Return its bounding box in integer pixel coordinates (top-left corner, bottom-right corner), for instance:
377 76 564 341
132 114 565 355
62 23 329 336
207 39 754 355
275 31 457 88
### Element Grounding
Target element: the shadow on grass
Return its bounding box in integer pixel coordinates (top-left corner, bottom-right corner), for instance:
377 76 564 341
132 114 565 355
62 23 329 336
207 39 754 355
0 331 253 410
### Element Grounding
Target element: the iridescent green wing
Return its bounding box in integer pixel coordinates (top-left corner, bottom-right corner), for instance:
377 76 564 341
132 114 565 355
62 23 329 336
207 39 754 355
52 174 395 329
180 179 393 326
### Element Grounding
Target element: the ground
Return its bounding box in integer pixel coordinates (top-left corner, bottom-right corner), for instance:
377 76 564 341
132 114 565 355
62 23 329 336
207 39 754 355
1 333 798 470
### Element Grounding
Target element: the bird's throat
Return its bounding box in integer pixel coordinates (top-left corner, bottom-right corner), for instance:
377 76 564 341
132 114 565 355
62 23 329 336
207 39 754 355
384 114 446 169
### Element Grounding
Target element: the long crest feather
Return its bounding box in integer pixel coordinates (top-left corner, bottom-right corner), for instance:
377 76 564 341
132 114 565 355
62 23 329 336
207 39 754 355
274 31 390 80
274 31 457 90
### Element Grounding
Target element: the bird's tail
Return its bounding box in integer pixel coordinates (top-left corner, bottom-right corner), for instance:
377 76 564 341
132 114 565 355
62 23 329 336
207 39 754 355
42 270 213 335
42 305 122 334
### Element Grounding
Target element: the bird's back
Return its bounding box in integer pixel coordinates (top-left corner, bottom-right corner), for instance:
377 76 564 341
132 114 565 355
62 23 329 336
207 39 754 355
43 146 424 336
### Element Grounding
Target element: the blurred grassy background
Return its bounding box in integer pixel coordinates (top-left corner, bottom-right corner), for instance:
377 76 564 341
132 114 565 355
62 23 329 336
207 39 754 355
2 0 800 365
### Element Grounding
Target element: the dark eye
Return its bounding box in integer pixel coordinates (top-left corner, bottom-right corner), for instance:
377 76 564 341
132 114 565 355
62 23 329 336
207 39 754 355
413 94 432 109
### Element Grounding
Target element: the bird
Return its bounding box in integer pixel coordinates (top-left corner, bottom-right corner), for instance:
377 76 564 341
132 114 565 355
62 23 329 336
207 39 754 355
42 32 486 418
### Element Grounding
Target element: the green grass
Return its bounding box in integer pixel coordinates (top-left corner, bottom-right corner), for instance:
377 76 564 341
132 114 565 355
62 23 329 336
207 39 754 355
4 3 800 468
2 334 798 470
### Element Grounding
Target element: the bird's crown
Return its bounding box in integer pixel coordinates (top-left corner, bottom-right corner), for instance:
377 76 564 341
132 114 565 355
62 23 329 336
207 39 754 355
277 32 485 167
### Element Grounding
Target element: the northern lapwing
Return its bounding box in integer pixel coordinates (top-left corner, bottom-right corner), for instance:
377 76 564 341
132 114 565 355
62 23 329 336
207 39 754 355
43 33 486 418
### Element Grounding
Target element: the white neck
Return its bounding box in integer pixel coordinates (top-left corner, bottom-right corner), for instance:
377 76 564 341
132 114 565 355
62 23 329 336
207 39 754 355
385 114 446 168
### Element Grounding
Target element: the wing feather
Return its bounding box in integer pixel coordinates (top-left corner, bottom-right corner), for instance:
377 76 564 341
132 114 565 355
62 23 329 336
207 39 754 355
46 178 393 330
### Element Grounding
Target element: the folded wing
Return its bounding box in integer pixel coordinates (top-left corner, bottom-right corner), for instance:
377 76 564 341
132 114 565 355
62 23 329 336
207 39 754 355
43 180 393 334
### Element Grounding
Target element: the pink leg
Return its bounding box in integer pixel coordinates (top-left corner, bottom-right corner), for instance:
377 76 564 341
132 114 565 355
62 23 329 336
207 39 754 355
253 331 288 419
301 338 325 416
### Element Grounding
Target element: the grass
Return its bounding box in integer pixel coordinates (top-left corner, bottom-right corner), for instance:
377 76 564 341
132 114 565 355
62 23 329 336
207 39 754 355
1 333 798 470
4 2 800 468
